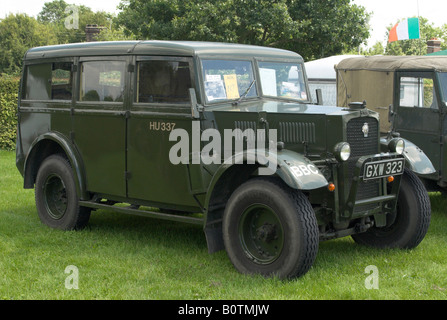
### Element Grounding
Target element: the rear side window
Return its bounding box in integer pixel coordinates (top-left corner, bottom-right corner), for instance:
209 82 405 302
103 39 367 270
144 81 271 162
136 60 192 103
80 61 125 102
51 62 73 100
23 62 73 100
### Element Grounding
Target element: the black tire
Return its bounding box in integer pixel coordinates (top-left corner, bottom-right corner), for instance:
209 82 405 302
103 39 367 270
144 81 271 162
35 154 91 230
222 177 319 279
352 169 430 249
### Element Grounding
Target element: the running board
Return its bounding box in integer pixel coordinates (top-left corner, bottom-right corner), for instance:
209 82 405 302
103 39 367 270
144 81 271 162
79 201 203 225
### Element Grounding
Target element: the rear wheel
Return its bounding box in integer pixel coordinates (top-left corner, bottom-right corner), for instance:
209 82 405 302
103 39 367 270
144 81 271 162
352 169 430 249
222 177 319 279
35 155 91 230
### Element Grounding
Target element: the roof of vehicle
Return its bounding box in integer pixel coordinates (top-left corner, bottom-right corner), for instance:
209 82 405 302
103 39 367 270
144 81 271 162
336 55 447 72
304 55 362 80
24 40 303 61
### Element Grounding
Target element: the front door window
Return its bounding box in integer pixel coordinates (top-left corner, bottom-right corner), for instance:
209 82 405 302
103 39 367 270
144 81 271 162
399 76 438 109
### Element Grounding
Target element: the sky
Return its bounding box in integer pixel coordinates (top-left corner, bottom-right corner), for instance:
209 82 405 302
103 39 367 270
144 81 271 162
352 0 446 46
0 0 445 47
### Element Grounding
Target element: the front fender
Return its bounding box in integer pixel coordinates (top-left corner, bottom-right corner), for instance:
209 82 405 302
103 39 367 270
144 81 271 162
214 149 329 191
381 137 435 175
203 149 328 210
275 149 329 190
201 149 328 254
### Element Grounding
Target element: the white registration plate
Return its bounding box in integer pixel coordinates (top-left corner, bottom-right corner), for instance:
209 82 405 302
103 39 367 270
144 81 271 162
363 159 404 181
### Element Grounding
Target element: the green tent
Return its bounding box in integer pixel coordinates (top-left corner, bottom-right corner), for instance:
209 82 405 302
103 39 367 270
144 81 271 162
426 49 447 56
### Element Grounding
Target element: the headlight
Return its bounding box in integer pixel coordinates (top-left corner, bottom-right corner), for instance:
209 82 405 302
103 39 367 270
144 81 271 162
388 138 405 154
334 142 351 162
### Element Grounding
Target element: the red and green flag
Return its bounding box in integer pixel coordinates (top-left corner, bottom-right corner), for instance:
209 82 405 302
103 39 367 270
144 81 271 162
388 18 420 43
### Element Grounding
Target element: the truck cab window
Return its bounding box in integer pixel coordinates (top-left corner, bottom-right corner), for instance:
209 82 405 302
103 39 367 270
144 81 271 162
51 62 73 100
400 76 438 109
439 72 447 104
23 62 74 101
23 63 51 100
80 61 125 102
137 60 192 103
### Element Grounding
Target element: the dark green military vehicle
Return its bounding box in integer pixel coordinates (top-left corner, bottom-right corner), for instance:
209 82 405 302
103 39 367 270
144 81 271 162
16 41 433 279
336 56 447 193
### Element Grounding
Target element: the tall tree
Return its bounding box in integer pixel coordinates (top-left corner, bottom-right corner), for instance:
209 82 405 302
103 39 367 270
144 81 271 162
38 0 114 43
116 0 370 61
0 14 58 74
286 0 370 59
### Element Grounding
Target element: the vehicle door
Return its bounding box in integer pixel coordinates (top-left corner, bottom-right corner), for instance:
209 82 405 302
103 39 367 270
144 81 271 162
393 71 441 176
126 56 200 210
437 72 447 185
72 57 130 197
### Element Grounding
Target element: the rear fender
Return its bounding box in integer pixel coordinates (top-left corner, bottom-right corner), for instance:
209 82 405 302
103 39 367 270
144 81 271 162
24 132 88 200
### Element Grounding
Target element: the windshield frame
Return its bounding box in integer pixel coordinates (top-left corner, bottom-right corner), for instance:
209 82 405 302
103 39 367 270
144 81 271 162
198 56 311 105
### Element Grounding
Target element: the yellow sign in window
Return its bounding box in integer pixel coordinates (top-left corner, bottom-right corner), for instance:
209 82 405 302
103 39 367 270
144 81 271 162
224 74 240 99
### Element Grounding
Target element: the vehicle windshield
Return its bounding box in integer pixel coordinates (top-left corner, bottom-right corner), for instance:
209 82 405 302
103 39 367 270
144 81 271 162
201 59 257 102
439 72 447 103
258 61 308 101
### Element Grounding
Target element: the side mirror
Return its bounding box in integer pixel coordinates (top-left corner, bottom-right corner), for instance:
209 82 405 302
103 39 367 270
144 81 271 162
315 89 323 105
388 104 394 123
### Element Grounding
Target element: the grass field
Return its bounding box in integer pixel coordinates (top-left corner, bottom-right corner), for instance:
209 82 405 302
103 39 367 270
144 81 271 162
1 149 446 300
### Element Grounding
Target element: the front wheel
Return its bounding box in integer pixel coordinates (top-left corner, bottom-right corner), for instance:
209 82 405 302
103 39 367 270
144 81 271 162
35 155 91 230
222 177 319 279
352 169 430 249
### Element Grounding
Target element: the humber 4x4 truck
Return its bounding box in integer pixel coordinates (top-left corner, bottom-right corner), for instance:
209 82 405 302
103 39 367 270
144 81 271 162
16 41 433 279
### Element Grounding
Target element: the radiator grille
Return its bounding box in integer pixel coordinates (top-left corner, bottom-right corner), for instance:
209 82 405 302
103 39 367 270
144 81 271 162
346 117 380 212
234 121 257 141
279 122 316 143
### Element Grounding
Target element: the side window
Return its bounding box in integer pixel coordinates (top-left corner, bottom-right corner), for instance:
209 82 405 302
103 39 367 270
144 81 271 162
400 76 438 109
80 61 125 102
136 60 192 103
438 72 447 104
51 62 73 100
23 62 73 101
23 63 51 100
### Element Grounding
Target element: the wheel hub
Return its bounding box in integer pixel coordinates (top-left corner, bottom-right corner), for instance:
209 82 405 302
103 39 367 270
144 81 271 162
239 204 284 264
256 223 277 243
44 174 68 220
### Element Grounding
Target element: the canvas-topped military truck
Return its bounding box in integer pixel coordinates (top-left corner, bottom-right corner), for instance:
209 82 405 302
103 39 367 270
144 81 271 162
16 41 433 279
336 56 447 193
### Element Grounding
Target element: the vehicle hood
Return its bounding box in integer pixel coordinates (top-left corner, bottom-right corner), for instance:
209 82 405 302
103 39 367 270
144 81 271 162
205 99 351 116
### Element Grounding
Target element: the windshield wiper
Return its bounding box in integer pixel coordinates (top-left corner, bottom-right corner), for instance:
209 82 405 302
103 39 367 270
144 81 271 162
234 80 256 105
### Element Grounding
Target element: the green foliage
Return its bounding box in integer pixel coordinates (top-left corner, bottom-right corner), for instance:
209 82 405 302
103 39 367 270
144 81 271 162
286 0 370 59
1 149 447 299
0 14 58 74
0 76 19 150
38 0 114 44
116 0 371 61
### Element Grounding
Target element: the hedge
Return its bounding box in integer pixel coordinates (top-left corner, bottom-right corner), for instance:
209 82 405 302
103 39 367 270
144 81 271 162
0 75 19 150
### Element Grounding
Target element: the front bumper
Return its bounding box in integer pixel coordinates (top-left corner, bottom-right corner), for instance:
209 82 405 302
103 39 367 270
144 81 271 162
337 153 405 222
